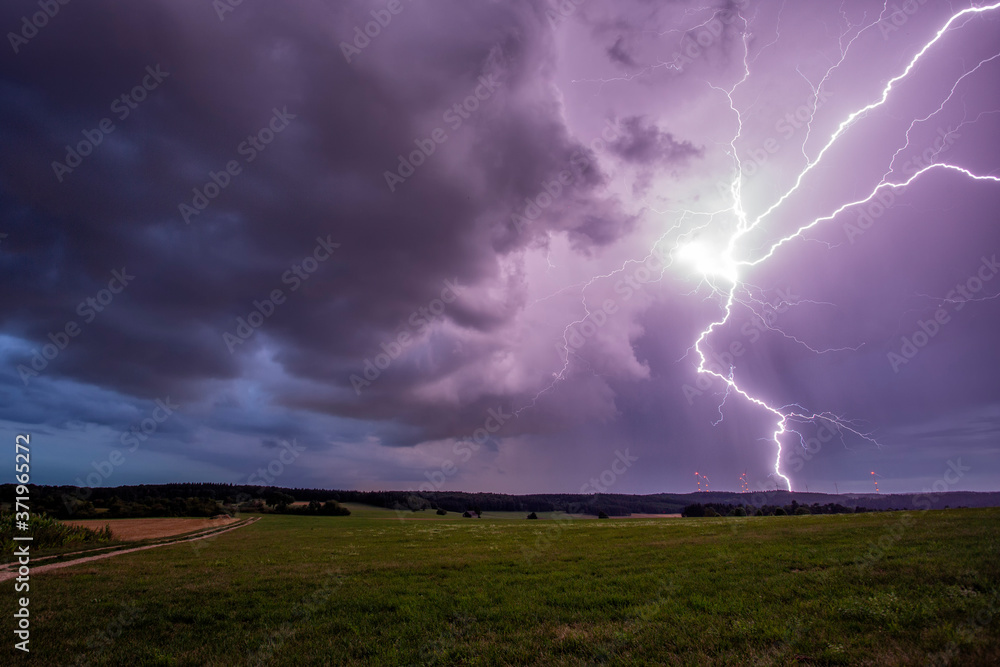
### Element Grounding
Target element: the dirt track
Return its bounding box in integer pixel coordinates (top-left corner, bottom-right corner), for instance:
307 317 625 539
0 517 259 581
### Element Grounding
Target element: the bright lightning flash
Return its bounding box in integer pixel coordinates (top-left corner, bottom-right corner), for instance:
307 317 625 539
526 2 1000 492
674 240 737 283
685 1 1000 491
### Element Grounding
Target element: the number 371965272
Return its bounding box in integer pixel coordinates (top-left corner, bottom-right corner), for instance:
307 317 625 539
15 435 30 518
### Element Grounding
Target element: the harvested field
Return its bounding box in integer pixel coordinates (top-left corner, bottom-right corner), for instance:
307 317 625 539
62 516 237 541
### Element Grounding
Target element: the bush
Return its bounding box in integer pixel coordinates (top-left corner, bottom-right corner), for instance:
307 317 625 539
436 509 447 516
462 511 473 518
277 500 350 516
794 506 812 515
730 507 747 517
527 512 538 520
2 512 114 554
704 507 720 517
598 511 609 519
682 503 705 518
774 507 787 516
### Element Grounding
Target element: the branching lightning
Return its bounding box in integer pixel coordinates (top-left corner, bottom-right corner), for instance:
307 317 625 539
525 1 1000 490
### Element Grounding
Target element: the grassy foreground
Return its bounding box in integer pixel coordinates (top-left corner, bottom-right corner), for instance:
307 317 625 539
4 508 998 665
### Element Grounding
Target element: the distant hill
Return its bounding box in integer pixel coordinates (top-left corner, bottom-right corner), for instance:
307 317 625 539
6 483 1000 518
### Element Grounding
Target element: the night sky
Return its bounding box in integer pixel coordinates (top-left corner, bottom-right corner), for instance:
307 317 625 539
2 0 1000 495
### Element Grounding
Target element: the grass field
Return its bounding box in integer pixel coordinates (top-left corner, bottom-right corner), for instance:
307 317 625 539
5 507 998 665
339 503 590 521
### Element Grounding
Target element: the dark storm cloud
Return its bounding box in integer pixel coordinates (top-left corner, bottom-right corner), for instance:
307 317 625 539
609 116 702 165
0 0 633 440
2 0 999 494
606 35 638 67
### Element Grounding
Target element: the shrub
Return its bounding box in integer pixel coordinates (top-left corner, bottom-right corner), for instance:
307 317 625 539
462 511 473 518
704 507 720 517
598 511 609 519
774 507 787 516
794 506 812 515
527 512 538 520
682 503 705 517
276 500 350 516
730 507 747 517
436 509 447 516
1 512 114 554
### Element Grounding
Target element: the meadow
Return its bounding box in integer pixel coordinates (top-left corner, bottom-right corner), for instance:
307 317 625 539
4 506 998 665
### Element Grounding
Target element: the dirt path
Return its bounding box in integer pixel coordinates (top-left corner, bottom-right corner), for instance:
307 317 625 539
0 517 259 581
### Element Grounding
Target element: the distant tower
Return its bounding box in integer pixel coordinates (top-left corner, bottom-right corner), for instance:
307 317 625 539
694 472 710 492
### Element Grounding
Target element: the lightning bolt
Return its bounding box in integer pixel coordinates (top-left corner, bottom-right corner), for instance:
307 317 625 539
693 2 1000 490
522 1 1000 490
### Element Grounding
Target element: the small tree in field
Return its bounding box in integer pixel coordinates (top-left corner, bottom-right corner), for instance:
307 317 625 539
527 512 538 520
598 511 609 519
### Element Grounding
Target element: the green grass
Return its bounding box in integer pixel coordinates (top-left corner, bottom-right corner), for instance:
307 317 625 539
357 503 588 521
4 508 998 665
339 502 591 521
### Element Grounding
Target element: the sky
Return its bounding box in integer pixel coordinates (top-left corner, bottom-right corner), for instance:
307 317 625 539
2 0 1000 496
